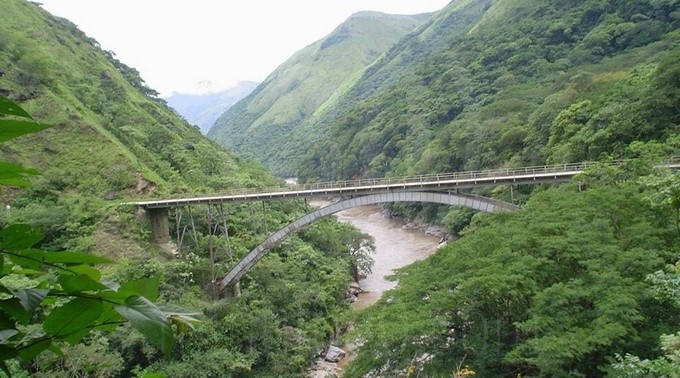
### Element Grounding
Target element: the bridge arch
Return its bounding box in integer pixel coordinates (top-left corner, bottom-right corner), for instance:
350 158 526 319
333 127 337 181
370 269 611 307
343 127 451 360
218 191 517 291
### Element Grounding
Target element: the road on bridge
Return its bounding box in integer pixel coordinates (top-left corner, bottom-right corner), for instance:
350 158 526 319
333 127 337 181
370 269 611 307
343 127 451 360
132 159 680 209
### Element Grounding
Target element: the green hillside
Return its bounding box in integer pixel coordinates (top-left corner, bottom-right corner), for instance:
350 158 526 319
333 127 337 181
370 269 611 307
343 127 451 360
3 0 680 376
0 2 273 197
297 0 680 183
0 1 373 376
208 11 432 176
210 0 680 374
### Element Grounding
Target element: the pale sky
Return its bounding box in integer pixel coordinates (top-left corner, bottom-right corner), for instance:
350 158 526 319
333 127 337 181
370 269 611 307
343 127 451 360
38 1 450 97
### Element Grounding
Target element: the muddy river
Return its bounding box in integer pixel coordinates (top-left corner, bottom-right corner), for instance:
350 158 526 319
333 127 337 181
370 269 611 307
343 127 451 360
307 200 443 377
331 204 442 309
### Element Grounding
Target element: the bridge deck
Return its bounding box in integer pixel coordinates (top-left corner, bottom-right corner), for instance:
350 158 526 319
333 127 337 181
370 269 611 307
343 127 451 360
131 159 680 209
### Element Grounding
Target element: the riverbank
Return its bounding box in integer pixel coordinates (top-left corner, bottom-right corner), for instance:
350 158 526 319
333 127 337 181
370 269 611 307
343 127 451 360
308 200 443 377
340 204 442 309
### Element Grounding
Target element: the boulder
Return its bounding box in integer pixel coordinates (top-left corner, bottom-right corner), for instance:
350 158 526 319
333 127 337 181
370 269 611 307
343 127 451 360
324 345 346 363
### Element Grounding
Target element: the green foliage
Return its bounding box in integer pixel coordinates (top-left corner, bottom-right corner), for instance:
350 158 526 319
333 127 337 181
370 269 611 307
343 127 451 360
640 169 680 235
609 262 680 377
344 169 680 377
208 12 432 176
0 98 199 376
124 216 364 377
611 350 680 378
442 208 476 235
31 333 125 377
299 218 375 281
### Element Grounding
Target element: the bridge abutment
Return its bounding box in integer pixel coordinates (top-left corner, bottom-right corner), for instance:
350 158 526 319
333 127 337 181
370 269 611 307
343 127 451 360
146 208 170 244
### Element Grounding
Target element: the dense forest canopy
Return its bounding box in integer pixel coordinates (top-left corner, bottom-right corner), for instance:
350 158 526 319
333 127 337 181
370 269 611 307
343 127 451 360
1 0 680 376
295 0 680 182
0 0 374 376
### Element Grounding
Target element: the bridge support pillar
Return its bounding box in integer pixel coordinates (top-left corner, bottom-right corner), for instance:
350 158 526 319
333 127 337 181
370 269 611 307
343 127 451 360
232 281 241 297
147 208 170 244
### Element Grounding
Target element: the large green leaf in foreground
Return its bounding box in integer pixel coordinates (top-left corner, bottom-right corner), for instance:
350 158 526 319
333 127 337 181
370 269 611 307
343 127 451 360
115 295 173 356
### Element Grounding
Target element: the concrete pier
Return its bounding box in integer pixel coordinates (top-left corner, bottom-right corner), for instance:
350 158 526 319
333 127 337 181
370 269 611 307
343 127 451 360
147 208 170 244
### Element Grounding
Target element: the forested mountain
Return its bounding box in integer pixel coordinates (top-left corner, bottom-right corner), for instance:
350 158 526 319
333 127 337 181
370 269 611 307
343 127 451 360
0 1 373 376
164 81 258 134
208 11 432 176
296 0 680 183
205 0 680 375
3 0 680 376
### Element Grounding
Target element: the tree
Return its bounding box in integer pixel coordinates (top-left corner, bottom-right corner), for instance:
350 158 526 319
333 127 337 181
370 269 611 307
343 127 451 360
345 229 375 282
609 262 680 377
0 97 198 375
640 170 680 236
345 172 679 377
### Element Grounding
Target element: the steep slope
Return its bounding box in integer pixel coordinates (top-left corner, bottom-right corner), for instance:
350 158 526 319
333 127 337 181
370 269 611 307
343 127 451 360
0 2 369 376
164 81 258 134
208 11 432 176
296 0 680 183
0 1 273 200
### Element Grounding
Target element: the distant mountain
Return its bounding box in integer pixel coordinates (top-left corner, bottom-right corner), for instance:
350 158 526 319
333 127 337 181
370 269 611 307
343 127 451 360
208 11 432 176
164 81 258 134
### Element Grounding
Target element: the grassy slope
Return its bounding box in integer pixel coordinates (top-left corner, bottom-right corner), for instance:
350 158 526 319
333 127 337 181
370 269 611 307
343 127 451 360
208 11 431 176
0 0 277 255
1 0 275 194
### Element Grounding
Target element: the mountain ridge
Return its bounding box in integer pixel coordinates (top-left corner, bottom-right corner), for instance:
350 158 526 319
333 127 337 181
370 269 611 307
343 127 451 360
295 0 680 182
208 10 433 175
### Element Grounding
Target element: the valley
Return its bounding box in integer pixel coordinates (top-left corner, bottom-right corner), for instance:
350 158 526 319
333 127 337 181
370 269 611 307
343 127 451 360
309 202 442 377
1 0 680 376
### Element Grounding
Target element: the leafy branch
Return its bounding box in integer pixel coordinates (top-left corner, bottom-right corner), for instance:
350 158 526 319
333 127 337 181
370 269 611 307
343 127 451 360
0 97 199 376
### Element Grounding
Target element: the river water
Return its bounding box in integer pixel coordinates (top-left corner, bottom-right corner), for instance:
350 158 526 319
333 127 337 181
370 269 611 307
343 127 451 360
333 205 442 309
310 201 442 307
307 201 443 376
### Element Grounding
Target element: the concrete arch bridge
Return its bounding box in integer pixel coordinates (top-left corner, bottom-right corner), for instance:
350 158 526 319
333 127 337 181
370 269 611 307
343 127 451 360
129 158 680 292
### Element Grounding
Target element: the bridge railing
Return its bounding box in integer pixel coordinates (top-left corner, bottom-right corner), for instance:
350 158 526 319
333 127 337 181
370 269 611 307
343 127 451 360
322 161 586 188
133 157 680 202
293 157 680 192
203 156 679 197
